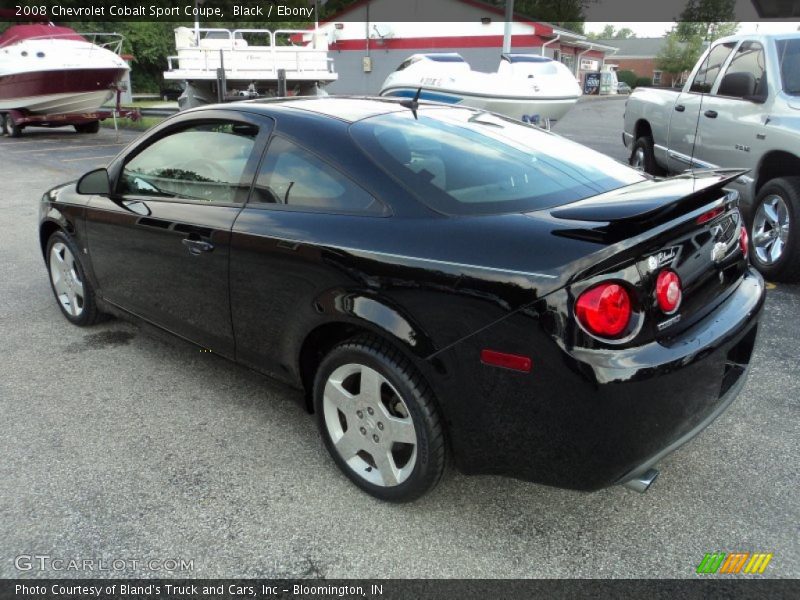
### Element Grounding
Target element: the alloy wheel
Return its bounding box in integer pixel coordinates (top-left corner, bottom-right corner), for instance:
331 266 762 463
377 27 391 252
752 194 790 265
49 242 85 317
322 363 417 487
631 147 646 171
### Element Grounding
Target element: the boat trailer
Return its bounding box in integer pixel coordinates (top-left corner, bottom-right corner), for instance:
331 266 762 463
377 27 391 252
0 106 141 138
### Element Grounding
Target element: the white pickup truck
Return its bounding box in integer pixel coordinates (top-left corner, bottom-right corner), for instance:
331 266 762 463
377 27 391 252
623 33 800 281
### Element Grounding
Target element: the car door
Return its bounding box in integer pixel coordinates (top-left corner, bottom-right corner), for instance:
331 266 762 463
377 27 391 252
84 112 272 357
667 41 737 172
692 40 769 173
229 134 388 380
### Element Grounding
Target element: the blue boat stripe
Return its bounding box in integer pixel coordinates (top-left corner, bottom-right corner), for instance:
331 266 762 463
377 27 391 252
382 89 463 104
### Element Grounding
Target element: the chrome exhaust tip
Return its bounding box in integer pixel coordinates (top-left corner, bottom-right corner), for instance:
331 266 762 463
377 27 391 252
622 468 659 493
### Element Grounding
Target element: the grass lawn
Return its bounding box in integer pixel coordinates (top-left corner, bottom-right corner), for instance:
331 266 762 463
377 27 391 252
100 115 164 132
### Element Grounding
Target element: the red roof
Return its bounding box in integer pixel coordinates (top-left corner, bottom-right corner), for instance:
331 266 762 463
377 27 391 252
0 25 85 47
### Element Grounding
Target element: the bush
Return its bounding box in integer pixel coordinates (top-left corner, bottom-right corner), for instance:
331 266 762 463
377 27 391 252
617 70 638 88
635 77 653 88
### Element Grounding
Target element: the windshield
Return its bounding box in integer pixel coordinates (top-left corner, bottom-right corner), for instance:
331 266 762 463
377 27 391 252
776 38 800 95
350 108 644 216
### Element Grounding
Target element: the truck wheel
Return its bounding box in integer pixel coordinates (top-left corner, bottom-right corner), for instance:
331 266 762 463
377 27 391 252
74 121 100 134
749 177 800 282
630 136 663 176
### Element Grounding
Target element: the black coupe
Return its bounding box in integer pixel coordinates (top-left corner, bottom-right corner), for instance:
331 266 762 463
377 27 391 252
39 98 765 501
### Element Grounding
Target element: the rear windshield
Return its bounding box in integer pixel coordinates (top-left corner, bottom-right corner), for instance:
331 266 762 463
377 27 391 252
350 108 644 216
777 38 800 95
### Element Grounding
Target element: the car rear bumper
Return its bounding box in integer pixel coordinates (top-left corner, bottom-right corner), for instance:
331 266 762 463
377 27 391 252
429 268 765 491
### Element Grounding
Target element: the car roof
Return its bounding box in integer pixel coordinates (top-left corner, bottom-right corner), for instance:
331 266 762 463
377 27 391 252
240 96 408 122
204 96 461 123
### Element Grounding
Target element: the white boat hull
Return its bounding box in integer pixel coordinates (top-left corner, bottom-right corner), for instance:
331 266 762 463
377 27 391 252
380 53 582 125
0 89 115 114
0 34 128 115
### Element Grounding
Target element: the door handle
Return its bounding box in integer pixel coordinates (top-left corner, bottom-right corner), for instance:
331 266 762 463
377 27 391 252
704 110 718 118
675 104 686 112
181 237 214 255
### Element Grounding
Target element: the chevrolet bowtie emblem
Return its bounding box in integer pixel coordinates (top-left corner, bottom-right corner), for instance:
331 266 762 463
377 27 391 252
711 241 727 263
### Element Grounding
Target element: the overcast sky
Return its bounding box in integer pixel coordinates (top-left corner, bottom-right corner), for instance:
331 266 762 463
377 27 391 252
583 0 799 36
583 21 800 37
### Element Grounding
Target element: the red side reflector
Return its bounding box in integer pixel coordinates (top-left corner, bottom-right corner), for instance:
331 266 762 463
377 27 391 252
739 226 749 259
480 349 532 373
697 206 725 224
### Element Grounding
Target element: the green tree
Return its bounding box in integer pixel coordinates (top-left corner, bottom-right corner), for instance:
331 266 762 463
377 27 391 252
616 69 638 87
587 25 636 40
655 31 704 87
674 0 738 41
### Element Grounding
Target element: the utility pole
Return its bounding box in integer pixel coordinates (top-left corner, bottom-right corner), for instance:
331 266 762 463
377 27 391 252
502 0 514 54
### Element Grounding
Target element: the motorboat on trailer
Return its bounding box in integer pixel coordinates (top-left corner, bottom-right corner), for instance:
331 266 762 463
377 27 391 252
380 53 582 127
164 27 338 110
0 24 129 115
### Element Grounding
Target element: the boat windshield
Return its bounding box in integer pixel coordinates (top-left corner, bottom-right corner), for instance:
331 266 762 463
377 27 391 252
350 108 644 216
776 38 800 96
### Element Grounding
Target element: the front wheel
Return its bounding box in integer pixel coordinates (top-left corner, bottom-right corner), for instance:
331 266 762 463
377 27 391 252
749 177 800 282
313 337 446 502
46 231 102 325
629 135 664 175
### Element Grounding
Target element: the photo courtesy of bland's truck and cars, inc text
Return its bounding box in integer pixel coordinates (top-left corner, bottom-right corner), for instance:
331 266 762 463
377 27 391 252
0 0 798 597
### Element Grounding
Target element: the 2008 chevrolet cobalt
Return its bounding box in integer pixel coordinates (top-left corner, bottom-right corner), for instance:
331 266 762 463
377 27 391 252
39 98 764 501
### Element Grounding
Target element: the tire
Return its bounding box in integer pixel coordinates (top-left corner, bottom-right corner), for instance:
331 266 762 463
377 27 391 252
313 336 446 502
7 113 22 138
45 231 102 326
630 135 664 175
74 121 100 134
749 177 800 282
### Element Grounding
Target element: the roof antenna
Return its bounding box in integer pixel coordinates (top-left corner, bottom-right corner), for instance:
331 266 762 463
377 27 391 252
400 87 422 119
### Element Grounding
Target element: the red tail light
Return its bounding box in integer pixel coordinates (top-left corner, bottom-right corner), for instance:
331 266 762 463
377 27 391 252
655 270 682 314
739 226 749 258
575 283 632 338
697 206 725 224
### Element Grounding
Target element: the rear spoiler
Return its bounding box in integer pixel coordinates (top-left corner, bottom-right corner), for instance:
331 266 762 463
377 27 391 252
548 169 747 243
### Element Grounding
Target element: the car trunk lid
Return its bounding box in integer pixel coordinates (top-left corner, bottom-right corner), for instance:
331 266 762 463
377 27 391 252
545 169 749 340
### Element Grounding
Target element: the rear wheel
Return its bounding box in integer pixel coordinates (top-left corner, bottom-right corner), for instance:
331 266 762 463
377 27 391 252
46 231 101 325
630 135 663 175
749 177 800 282
7 113 22 138
74 121 100 134
313 337 446 502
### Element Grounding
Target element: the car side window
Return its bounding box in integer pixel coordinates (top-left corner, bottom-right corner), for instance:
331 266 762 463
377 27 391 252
689 42 736 93
119 121 258 203
715 41 767 99
251 136 384 214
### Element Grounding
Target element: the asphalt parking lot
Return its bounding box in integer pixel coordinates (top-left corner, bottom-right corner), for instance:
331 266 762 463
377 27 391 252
1 98 798 579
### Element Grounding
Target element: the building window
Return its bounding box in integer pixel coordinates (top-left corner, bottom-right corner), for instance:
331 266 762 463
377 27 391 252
652 70 662 85
561 54 575 72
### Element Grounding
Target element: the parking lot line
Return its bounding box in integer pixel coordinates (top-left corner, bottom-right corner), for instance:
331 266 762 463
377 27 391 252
6 143 127 154
0 138 71 146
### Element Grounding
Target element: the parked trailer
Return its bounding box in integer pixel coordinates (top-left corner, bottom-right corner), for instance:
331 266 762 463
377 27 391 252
0 108 141 138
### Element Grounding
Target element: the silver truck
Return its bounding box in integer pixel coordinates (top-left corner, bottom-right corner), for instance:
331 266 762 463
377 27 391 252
623 33 800 281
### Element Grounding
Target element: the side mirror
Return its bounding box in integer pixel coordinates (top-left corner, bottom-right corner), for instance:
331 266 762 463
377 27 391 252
76 167 111 195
